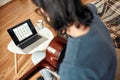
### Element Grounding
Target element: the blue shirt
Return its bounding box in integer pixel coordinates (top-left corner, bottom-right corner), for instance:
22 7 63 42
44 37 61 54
59 4 116 80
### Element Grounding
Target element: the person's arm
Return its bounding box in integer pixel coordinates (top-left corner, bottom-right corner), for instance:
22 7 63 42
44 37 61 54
59 54 111 80
59 64 100 80
59 45 112 80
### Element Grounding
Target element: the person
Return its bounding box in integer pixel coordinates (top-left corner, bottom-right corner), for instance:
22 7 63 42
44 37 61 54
32 0 117 80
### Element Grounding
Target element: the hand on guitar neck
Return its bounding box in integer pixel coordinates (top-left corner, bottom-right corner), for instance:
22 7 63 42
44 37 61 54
19 35 67 80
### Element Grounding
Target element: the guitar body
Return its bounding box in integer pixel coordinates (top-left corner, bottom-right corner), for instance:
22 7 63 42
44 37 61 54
19 35 67 80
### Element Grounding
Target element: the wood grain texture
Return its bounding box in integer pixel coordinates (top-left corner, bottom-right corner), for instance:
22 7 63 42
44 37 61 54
0 0 55 80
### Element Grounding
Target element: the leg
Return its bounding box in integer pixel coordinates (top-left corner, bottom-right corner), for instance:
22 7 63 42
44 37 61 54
40 69 54 80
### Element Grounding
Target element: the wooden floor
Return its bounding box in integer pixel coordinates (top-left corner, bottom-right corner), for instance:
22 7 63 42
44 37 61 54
0 0 120 80
0 0 55 80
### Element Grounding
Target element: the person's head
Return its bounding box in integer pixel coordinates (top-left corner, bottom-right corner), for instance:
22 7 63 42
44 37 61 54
32 0 93 34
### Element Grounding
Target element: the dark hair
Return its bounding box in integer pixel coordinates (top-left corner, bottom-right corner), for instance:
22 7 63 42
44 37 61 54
32 0 93 32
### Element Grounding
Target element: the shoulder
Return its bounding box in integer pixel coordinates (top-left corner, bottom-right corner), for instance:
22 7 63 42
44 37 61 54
86 4 98 15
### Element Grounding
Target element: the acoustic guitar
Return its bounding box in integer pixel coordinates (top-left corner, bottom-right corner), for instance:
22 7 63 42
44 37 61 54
19 35 67 80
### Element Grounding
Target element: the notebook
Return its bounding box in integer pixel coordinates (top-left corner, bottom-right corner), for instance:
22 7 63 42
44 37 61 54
7 19 48 53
